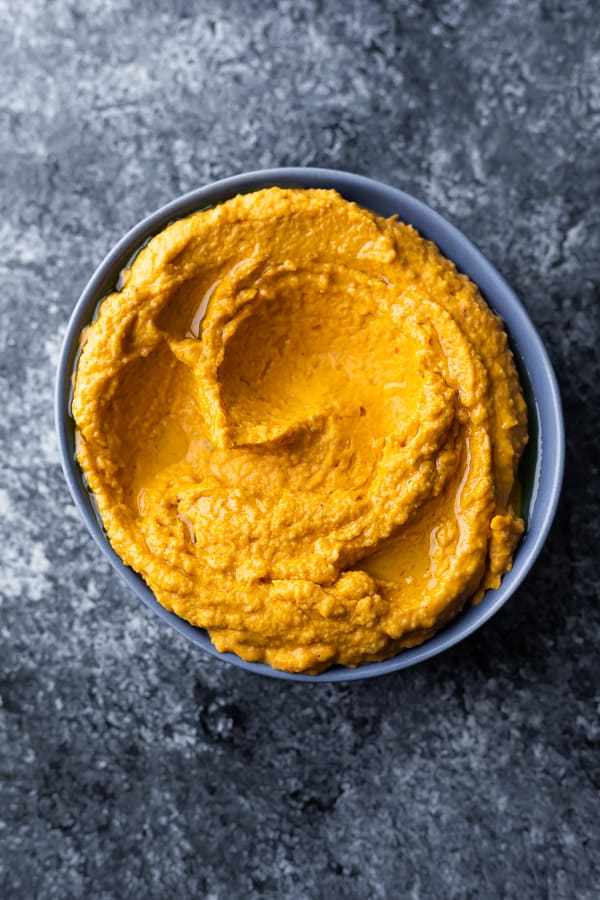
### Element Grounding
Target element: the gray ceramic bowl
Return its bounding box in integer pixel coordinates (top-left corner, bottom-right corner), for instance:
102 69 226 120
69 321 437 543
55 168 564 682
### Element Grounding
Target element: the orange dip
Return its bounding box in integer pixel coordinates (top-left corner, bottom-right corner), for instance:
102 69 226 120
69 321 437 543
73 188 527 672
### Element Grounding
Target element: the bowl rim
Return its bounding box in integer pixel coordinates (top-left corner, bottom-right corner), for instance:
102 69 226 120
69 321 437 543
55 167 565 683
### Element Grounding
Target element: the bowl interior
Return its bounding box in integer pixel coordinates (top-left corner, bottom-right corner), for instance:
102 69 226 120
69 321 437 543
56 168 564 682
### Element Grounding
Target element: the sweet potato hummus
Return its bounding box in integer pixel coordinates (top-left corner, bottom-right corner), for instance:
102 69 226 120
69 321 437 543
73 188 527 673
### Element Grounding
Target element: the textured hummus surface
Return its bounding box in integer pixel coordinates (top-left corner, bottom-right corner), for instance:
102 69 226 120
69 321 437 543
73 188 528 673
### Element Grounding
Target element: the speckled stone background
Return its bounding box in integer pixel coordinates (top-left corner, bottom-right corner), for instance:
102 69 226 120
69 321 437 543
1 1 598 897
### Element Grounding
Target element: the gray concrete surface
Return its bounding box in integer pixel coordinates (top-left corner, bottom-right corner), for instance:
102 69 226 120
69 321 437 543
1 1 598 898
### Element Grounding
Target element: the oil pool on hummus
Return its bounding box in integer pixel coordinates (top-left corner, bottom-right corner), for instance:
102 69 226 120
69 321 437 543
73 188 528 673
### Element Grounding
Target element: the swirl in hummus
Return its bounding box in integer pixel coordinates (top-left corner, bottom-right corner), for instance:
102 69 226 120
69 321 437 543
73 188 528 673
